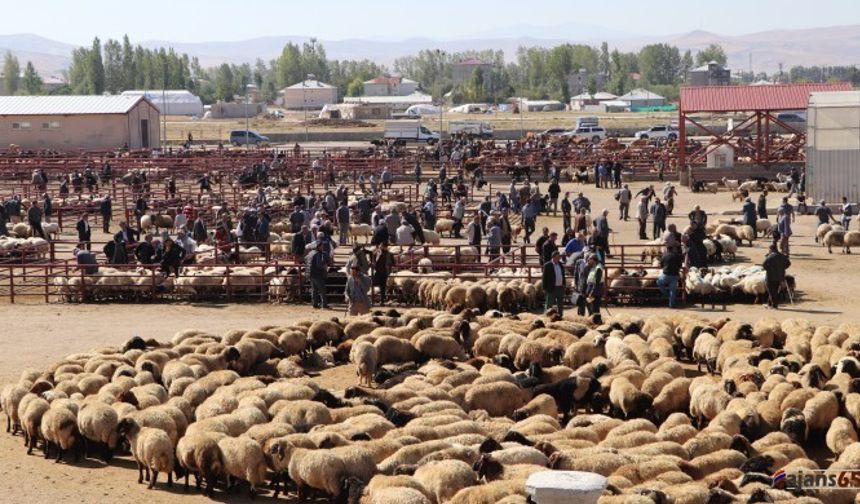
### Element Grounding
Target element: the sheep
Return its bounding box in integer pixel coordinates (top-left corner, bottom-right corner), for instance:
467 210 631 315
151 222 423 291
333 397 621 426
348 223 373 243
288 446 349 501
2 383 31 434
40 405 79 463
116 418 175 489
823 229 845 253
513 394 558 421
844 230 860 253
217 435 267 497
464 382 529 417
176 431 225 496
803 390 839 432
77 401 119 462
434 218 455 237
351 341 379 387
21 395 50 453
413 460 478 503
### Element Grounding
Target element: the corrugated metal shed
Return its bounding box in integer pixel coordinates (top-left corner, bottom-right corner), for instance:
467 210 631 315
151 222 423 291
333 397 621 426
0 95 148 116
680 82 852 113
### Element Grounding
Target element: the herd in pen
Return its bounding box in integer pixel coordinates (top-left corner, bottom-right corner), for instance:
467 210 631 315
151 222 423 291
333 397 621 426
3 307 860 503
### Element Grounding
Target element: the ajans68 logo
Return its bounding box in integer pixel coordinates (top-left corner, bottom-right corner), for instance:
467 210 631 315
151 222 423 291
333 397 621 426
773 469 860 490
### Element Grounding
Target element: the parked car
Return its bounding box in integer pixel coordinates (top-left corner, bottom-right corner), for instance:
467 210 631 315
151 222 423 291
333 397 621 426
448 121 494 138
776 112 806 123
564 126 607 143
635 125 678 140
229 130 269 145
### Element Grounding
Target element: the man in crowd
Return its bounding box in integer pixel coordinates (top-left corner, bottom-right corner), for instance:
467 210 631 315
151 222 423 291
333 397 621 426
742 197 758 237
561 192 572 231
337 200 350 246
542 251 565 315
776 208 792 257
763 243 791 310
27 201 45 239
650 197 667 240
657 245 683 308
306 242 330 309
76 213 92 250
636 196 649 240
373 242 396 306
584 254 604 316
100 195 112 233
615 184 631 221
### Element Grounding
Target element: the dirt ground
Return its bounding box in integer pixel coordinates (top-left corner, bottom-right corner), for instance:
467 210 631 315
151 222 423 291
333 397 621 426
0 177 856 503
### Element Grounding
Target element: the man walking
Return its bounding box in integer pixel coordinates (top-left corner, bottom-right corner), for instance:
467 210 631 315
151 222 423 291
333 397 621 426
561 192 572 231
542 251 565 315
763 244 791 309
650 198 667 240
842 196 853 230
100 195 113 233
337 200 350 246
776 208 792 257
548 179 561 215
615 184 631 221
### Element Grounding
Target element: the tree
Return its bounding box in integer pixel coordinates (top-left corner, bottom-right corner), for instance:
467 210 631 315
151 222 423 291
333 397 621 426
466 67 487 103
3 51 20 95
214 64 234 102
638 43 682 86
20 61 42 94
681 50 694 82
695 43 727 66
346 76 364 97
587 75 598 95
103 39 123 93
89 37 105 94
599 42 611 77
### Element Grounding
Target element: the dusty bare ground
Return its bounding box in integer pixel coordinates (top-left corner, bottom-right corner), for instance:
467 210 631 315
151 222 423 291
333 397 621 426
1 179 858 502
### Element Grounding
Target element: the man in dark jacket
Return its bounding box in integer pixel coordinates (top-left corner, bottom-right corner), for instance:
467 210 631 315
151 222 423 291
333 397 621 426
650 198 667 240
657 246 683 308
76 213 92 250
100 195 113 233
542 251 565 315
373 242 396 305
192 216 208 243
337 201 350 246
742 197 757 237
561 192 572 231
371 221 389 247
289 207 305 233
135 235 159 264
548 180 561 215
541 231 559 264
115 221 139 245
306 243 330 309
26 202 45 239
292 225 312 258
42 193 53 223
763 244 791 309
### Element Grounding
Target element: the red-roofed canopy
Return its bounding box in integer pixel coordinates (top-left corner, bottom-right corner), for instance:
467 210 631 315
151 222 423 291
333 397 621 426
680 83 852 113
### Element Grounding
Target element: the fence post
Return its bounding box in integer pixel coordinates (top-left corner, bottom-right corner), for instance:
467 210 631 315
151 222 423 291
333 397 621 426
9 268 14 304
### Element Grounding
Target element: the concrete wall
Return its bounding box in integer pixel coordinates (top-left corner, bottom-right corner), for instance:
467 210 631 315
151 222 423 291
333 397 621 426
0 100 160 150
283 87 338 109
209 101 267 119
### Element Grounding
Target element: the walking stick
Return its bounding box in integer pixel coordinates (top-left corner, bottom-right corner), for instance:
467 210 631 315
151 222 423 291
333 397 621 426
783 279 795 306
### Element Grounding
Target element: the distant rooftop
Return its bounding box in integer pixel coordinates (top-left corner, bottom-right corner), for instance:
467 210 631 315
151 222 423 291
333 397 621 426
285 79 335 89
0 95 150 115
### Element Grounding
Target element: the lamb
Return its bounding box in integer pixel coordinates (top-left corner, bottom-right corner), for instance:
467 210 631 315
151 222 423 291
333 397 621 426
77 401 119 462
823 229 845 254
348 223 373 243
464 382 529 417
826 417 858 457
609 377 653 420
217 435 267 497
307 320 344 349
116 418 175 489
40 405 79 462
512 394 558 421
351 341 379 387
844 230 860 253
176 431 225 496
434 219 455 237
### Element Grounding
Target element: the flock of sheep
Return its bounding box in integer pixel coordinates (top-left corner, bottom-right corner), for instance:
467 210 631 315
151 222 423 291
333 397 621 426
4 307 860 503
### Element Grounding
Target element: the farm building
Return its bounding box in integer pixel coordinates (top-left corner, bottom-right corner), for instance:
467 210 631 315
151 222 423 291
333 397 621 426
363 76 418 97
570 91 618 111
343 92 433 113
120 90 204 116
0 95 160 150
279 79 338 109
687 61 731 86
617 88 668 111
208 101 267 119
807 90 860 202
318 103 390 120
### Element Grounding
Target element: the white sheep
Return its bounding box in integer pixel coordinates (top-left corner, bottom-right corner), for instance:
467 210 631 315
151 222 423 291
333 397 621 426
77 401 119 462
116 418 175 489
350 341 379 387
217 435 268 497
40 405 79 462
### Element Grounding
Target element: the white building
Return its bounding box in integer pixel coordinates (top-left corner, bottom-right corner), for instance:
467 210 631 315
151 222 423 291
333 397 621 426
344 92 433 112
807 91 860 202
363 76 419 97
279 79 338 110
616 88 667 111
120 90 203 116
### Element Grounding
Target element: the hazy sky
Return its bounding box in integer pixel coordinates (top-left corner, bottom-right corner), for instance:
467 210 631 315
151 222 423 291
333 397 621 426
5 0 859 43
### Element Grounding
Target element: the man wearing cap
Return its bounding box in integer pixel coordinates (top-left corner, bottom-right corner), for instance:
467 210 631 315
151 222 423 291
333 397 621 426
741 197 758 238
542 251 566 315
346 245 370 276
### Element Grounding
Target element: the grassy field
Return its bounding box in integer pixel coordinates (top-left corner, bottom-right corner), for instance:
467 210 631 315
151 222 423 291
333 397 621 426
164 108 705 143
